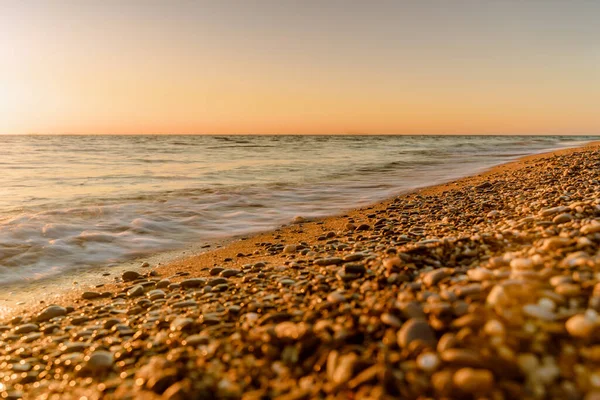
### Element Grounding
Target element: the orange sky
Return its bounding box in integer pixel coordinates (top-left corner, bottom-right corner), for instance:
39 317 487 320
1 1 599 135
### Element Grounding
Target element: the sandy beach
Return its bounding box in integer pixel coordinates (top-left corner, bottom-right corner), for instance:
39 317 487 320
1 141 600 399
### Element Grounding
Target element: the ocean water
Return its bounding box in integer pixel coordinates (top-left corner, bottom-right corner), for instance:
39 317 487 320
0 135 594 285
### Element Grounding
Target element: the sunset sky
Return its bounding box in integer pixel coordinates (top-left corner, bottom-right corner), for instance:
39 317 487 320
1 0 599 135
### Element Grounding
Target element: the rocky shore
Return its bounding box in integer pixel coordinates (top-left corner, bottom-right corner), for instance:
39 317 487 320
1 143 600 399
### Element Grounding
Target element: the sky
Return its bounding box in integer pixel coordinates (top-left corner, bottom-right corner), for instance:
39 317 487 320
0 0 599 135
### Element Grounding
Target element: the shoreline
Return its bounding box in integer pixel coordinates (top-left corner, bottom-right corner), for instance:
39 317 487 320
1 141 597 318
1 141 599 398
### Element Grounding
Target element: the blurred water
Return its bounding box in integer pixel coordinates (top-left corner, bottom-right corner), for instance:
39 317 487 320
0 135 594 284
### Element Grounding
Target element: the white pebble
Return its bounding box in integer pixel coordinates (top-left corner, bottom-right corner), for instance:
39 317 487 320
537 298 556 311
522 304 556 321
416 352 440 372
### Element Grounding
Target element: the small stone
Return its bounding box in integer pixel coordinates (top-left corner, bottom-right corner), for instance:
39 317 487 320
510 258 534 270
147 289 166 301
417 352 441 372
540 206 570 217
172 300 198 309
180 278 205 288
85 351 114 373
483 319 505 336
566 314 597 338
170 317 194 332
327 351 357 385
274 321 308 340
542 237 571 251
432 370 454 396
219 269 240 278
467 268 493 281
581 222 600 235
422 269 449 286
344 263 366 274
453 368 494 393
127 285 144 297
555 283 581 297
82 291 102 300
156 279 170 288
36 305 67 322
552 213 573 224
517 353 539 376
283 244 297 254
122 270 141 282
455 283 482 297
327 291 346 304
523 304 556 321
380 313 402 328
398 301 426 319
60 342 89 354
343 253 364 262
397 318 436 349
292 216 306 224
14 323 38 335
314 257 344 266
183 334 210 346
440 349 483 367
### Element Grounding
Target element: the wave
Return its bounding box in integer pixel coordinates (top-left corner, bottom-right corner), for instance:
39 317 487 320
0 135 595 284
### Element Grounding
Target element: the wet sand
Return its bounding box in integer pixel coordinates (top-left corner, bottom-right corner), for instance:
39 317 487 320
1 141 599 399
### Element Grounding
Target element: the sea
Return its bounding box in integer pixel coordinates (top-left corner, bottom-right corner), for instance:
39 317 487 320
0 135 595 286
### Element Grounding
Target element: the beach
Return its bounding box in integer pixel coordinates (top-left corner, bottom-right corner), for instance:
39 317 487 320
1 141 600 399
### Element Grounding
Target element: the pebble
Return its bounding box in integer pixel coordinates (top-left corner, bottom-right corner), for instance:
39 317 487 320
380 313 402 328
523 304 557 321
440 349 484 367
314 257 344 266
180 278 205 288
453 368 494 393
283 244 297 254
510 258 534 270
417 352 441 372
172 300 198 309
422 269 449 286
36 305 67 322
127 285 145 297
81 291 102 300
219 269 240 277
553 213 573 224
13 323 38 334
156 279 170 288
85 351 114 373
147 289 166 301
540 206 571 217
581 222 600 234
566 314 597 338
483 319 505 336
327 291 347 304
122 270 141 282
170 317 194 331
397 318 437 349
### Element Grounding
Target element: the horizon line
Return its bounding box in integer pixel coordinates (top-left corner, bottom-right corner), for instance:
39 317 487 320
4 132 600 137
